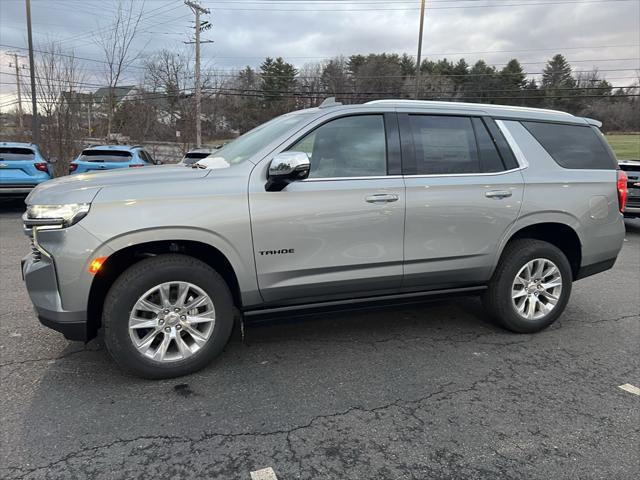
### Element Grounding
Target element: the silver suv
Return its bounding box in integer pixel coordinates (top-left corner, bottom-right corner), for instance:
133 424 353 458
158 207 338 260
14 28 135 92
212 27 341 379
22 100 627 378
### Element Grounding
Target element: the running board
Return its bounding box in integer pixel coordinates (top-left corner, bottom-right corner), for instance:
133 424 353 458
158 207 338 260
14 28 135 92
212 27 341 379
242 285 487 320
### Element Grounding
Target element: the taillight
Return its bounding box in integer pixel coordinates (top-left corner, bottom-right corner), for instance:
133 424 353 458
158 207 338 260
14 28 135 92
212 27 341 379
69 163 78 173
34 162 48 172
617 170 628 213
129 164 144 168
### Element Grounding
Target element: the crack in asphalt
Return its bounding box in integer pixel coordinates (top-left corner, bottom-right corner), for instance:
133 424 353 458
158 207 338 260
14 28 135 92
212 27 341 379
5 374 509 479
1 313 636 371
0 347 101 368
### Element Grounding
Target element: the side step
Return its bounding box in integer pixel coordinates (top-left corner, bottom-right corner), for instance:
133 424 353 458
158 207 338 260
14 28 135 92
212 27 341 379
242 285 486 321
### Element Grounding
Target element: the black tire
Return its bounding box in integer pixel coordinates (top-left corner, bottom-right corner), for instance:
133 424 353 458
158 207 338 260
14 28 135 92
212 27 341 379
483 239 572 333
103 254 234 379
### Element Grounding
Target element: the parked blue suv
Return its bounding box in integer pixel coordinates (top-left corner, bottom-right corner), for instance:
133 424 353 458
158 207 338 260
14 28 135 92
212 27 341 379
0 142 53 195
69 145 158 174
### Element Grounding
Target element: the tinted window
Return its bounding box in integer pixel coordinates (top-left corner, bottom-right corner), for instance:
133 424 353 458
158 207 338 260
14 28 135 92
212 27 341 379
291 115 387 178
523 121 617 170
80 150 132 162
409 116 479 175
472 118 506 173
0 147 35 160
185 152 210 160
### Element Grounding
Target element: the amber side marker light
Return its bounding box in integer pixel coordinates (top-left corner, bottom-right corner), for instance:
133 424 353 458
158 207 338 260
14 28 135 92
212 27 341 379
88 257 107 274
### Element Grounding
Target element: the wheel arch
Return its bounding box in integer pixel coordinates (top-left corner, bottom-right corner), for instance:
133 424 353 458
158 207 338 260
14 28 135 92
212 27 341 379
495 217 583 280
86 238 249 340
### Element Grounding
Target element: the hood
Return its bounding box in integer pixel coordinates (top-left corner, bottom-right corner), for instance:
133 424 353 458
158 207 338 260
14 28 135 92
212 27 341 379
26 165 211 205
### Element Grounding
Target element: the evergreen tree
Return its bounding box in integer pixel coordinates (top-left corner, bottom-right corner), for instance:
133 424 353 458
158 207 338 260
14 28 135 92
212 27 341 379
541 54 576 110
500 59 526 105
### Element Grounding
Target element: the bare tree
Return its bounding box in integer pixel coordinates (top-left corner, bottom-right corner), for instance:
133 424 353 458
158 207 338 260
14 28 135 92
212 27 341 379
145 49 193 133
95 0 145 141
21 41 87 176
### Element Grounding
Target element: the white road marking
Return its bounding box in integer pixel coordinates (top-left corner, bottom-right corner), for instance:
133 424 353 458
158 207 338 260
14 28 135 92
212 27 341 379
618 383 640 396
250 467 279 480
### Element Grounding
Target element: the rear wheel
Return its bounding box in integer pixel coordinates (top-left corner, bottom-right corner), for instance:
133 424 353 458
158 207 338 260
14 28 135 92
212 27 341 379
103 254 234 379
483 239 572 333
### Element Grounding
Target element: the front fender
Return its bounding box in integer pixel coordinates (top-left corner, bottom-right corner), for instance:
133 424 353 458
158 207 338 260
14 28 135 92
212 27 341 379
89 226 261 307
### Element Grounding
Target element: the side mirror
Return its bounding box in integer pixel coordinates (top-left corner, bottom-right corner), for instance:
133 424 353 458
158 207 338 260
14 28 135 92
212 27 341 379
265 152 310 192
154 159 163 165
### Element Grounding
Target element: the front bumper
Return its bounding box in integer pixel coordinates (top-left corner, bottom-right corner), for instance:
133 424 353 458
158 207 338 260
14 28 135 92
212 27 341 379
22 253 88 341
0 185 37 195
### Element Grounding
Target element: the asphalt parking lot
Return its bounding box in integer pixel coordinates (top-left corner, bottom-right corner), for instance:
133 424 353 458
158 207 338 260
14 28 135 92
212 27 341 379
1 197 638 480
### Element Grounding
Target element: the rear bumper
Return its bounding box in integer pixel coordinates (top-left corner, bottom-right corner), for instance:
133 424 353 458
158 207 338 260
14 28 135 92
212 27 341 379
575 257 617 280
623 205 640 218
22 253 88 342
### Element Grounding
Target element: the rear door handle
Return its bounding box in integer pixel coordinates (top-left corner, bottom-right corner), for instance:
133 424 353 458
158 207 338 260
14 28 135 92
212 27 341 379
485 190 512 199
365 193 399 204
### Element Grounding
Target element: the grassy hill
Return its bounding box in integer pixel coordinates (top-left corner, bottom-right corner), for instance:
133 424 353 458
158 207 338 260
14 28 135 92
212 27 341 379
605 134 640 161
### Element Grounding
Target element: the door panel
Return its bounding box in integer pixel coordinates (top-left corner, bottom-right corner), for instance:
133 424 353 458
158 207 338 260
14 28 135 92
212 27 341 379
400 113 524 290
403 172 523 289
249 113 405 305
250 178 405 304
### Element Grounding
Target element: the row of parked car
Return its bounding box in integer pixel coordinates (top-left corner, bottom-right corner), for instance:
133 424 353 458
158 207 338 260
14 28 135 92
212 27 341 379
0 142 222 196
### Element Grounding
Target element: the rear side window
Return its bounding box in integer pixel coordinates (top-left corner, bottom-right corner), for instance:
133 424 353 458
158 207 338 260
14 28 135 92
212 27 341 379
290 115 387 178
522 122 617 170
0 147 35 160
408 116 479 175
80 150 132 162
471 118 506 173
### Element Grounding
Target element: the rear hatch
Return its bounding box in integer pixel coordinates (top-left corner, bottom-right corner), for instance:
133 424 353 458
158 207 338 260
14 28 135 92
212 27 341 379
75 150 133 171
0 147 39 185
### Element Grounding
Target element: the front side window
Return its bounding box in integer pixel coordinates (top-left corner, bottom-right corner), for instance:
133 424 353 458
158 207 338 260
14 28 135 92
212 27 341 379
290 115 387 178
409 115 480 175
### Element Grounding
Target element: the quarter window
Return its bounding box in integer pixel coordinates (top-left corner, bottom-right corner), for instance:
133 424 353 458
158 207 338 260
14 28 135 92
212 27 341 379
522 121 617 170
290 115 387 178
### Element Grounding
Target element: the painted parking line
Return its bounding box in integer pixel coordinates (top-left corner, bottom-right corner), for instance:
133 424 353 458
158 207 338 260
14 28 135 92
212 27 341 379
250 467 279 480
618 383 640 396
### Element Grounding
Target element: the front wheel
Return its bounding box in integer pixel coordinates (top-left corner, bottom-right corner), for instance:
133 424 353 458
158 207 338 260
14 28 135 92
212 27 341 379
483 239 572 333
103 254 234 379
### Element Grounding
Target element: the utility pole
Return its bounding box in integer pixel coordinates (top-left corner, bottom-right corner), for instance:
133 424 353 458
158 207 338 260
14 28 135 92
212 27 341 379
25 0 39 143
9 53 24 129
184 0 212 148
414 0 426 100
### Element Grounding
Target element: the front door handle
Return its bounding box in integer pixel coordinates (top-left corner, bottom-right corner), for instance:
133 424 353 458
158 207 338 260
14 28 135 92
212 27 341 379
365 194 399 204
485 190 512 199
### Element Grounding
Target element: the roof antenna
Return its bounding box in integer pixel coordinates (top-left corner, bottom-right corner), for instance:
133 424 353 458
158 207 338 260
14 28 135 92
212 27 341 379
319 97 342 108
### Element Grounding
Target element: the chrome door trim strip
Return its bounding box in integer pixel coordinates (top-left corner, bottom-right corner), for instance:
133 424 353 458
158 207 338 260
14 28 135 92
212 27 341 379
495 119 530 169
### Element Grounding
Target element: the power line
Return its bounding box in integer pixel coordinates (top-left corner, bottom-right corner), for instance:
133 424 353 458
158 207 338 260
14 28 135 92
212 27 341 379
201 0 638 11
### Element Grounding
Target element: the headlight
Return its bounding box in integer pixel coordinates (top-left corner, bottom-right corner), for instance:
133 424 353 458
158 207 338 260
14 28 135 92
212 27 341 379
25 203 91 228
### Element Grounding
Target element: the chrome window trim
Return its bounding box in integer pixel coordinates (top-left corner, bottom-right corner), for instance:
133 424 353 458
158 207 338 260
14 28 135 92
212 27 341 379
402 167 524 179
495 119 529 168
301 175 403 182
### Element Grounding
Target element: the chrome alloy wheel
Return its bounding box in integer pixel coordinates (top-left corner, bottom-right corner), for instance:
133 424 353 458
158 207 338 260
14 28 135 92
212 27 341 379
128 281 216 362
511 258 563 321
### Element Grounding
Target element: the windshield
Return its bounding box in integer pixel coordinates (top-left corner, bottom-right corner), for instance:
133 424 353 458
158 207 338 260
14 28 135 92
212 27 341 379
203 111 315 167
0 147 35 160
80 150 132 162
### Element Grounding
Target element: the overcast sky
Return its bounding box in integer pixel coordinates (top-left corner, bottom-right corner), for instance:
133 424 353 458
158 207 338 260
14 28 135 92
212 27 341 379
1 0 639 111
